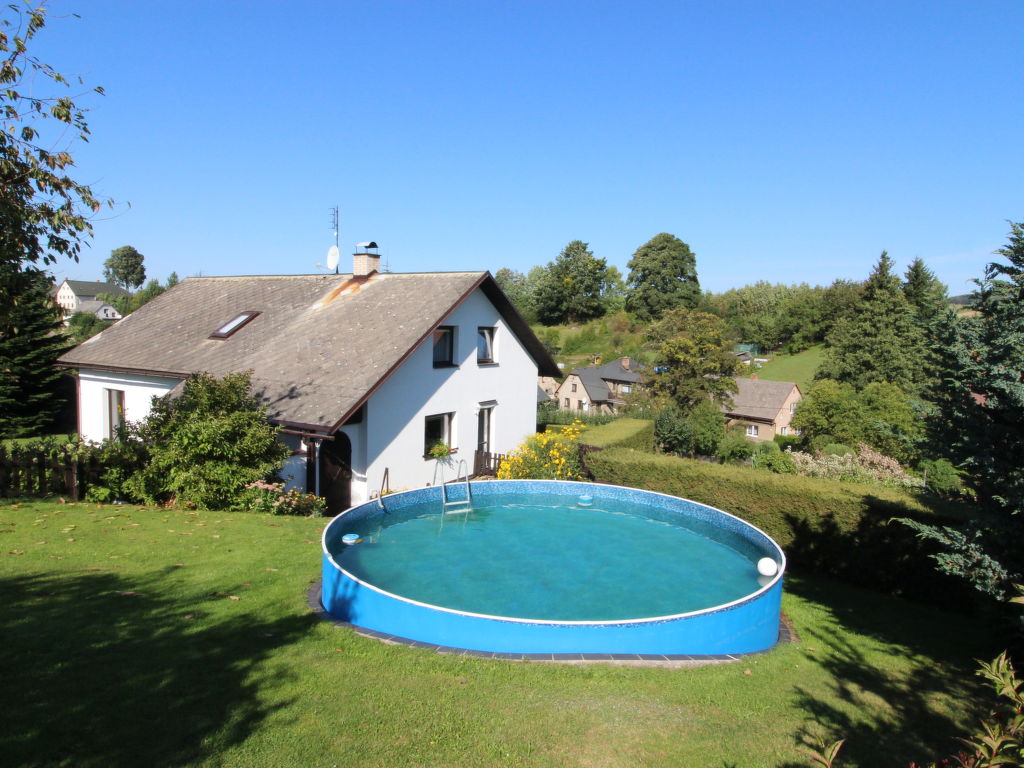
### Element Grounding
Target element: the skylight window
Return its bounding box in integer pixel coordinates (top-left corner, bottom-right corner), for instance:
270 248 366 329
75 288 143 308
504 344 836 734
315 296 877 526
210 311 259 339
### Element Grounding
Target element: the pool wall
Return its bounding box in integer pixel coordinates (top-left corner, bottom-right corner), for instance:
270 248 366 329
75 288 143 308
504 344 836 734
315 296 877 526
321 480 785 655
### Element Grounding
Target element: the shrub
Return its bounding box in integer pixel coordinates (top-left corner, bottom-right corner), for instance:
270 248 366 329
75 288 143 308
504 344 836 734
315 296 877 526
583 447 976 607
789 444 924 490
236 481 326 517
123 372 290 510
774 434 802 451
717 430 755 464
753 448 796 474
498 421 585 480
820 443 854 456
919 458 965 497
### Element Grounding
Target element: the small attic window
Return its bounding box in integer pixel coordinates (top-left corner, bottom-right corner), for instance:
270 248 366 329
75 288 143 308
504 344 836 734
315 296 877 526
210 311 259 339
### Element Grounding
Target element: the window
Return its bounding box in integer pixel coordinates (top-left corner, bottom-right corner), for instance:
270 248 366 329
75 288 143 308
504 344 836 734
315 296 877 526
745 424 759 437
424 412 454 456
477 327 495 363
105 388 125 440
577 400 584 411
622 384 632 394
563 397 569 408
477 403 495 452
779 426 788 436
571 382 577 393
433 326 455 367
789 402 797 414
209 310 259 339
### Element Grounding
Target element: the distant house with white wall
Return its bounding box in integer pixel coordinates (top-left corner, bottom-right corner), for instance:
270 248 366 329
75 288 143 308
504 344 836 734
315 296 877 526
722 376 802 442
554 357 643 414
52 279 129 317
58 250 560 512
74 300 122 322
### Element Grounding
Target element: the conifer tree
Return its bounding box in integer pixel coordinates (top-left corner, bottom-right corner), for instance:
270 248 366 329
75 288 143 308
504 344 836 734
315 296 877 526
0 267 71 437
903 257 948 326
816 252 928 393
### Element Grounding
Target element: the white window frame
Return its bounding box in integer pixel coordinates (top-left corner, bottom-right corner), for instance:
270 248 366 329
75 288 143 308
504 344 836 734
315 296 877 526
104 388 125 440
745 424 759 437
476 326 496 364
424 412 455 457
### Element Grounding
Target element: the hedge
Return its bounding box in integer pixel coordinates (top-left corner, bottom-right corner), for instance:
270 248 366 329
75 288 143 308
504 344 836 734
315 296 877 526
580 418 655 453
584 447 979 610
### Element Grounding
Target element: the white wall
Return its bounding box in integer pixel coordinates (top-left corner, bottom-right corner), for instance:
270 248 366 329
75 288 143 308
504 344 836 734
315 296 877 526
77 368 181 443
361 288 538 495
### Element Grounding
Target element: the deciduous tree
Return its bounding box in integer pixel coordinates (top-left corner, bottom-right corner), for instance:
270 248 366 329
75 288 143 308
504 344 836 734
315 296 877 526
645 307 739 413
103 245 146 290
533 240 609 325
625 233 700 322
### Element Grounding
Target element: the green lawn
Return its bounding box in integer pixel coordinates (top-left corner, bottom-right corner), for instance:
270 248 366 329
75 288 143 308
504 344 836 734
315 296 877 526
0 500 996 767
754 345 826 391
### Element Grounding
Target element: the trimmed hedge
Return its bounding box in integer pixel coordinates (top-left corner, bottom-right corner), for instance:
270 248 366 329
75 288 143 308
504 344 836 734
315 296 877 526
580 418 655 452
585 447 978 609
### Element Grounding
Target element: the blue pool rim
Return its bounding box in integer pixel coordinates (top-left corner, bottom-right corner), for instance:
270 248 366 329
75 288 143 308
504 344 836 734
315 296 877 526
320 480 786 655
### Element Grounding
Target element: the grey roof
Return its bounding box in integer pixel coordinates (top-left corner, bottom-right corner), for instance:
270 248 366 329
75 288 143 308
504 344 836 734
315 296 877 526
723 377 800 422
58 279 130 298
569 357 644 403
60 271 560 432
75 300 120 317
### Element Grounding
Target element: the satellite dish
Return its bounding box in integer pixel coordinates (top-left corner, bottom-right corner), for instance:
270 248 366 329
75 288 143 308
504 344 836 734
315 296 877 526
326 245 340 272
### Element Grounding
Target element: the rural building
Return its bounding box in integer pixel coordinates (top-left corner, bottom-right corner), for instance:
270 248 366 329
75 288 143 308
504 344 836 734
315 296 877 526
58 251 559 512
52 279 129 317
74 300 122 322
722 376 802 442
554 357 644 414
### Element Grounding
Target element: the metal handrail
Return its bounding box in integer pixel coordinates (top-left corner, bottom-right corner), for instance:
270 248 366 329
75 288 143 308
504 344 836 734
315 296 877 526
376 467 390 510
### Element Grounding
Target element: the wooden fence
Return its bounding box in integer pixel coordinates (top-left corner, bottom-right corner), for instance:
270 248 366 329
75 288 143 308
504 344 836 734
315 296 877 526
0 447 103 501
473 450 507 477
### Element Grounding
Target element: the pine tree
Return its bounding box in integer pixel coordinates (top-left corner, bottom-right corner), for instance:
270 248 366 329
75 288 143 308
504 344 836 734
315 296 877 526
0 267 72 437
625 233 700 322
903 257 948 326
817 252 928 393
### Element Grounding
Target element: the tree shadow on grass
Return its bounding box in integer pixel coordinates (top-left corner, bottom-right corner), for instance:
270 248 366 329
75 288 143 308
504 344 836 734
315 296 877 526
0 570 317 768
775 575 995 767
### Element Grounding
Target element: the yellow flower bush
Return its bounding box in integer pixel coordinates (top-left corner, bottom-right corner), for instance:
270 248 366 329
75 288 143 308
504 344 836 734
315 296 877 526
497 421 586 480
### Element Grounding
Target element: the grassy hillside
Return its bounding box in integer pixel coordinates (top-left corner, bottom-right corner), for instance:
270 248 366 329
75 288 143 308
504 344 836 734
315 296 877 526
754 344 824 390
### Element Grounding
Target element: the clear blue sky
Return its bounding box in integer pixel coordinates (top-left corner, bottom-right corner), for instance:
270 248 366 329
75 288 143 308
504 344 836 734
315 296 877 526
33 0 1023 295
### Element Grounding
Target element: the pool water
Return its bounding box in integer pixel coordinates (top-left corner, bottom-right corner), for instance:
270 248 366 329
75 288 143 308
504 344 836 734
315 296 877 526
331 493 761 621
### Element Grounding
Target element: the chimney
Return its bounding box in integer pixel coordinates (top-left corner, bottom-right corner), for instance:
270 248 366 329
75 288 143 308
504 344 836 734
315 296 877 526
353 241 380 276
620 357 630 370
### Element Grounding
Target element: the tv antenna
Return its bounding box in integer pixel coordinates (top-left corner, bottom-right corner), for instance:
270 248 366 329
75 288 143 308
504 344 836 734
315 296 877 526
325 206 340 273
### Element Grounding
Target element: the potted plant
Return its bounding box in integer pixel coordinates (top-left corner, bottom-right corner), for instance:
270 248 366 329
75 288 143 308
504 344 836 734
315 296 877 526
428 442 453 459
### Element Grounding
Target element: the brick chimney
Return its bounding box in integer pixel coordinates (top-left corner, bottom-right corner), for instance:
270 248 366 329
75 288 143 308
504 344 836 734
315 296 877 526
353 241 380 276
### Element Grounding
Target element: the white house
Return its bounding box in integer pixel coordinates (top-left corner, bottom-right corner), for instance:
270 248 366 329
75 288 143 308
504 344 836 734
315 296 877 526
52 279 129 316
58 251 560 512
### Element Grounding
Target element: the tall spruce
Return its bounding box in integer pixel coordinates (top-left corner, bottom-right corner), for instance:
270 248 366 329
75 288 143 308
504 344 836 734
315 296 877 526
817 252 928 393
903 257 948 326
0 267 71 437
625 233 700 322
902 222 1024 602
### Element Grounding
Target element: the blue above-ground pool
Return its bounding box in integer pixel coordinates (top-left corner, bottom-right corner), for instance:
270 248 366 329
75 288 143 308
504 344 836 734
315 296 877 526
320 480 785 655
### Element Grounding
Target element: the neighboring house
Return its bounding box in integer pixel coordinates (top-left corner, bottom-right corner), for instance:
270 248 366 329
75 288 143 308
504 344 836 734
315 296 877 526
74 300 122 322
722 376 802 442
58 251 560 512
537 376 559 404
554 357 644 414
52 279 130 316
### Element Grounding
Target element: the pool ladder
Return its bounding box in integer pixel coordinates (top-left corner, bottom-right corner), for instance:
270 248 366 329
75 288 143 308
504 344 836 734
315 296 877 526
435 458 472 514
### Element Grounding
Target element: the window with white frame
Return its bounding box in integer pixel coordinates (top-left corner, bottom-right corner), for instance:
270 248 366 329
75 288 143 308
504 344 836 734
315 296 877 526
424 412 454 456
622 384 632 394
779 426 788 436
790 401 797 414
745 424 759 437
477 402 495 452
477 327 496 364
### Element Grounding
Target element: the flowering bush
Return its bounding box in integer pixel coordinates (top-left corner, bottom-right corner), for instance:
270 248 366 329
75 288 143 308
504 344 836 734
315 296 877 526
497 421 585 480
237 480 326 517
427 442 452 459
788 443 923 489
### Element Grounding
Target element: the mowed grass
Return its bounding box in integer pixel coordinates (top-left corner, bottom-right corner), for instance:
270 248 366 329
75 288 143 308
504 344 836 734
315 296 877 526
754 345 826 391
0 500 997 768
